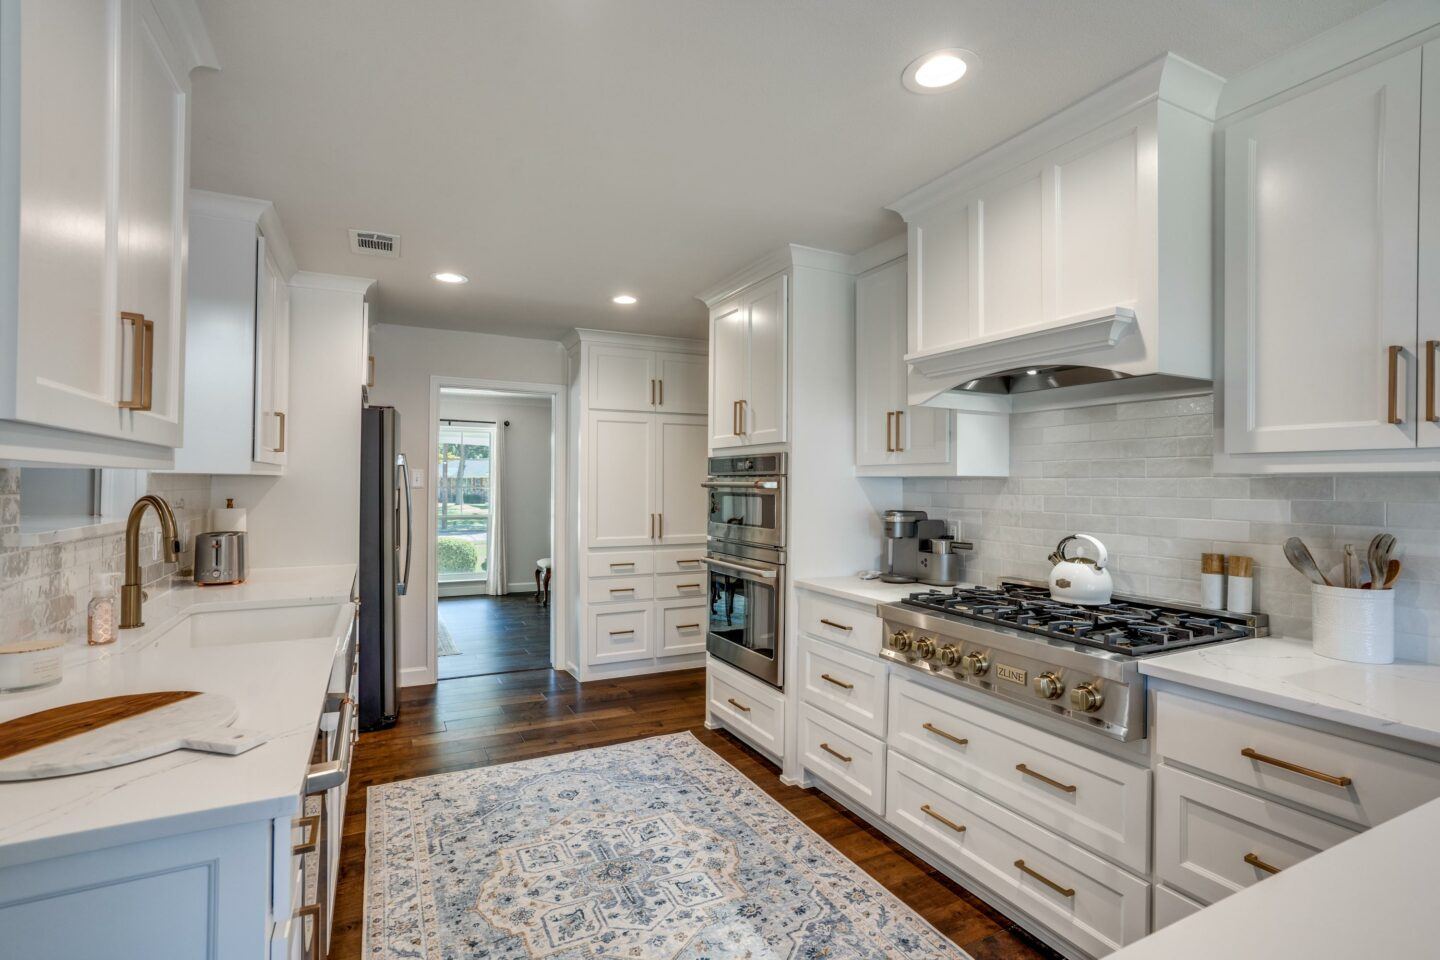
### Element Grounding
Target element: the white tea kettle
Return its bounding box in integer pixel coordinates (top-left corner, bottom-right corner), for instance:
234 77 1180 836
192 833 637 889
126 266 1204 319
1048 534 1114 605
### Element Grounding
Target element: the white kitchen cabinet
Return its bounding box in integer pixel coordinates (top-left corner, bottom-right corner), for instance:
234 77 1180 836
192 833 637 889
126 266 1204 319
587 342 709 414
0 0 212 467
585 410 707 549
1419 38 1440 450
654 414 707 543
253 237 292 467
708 271 788 449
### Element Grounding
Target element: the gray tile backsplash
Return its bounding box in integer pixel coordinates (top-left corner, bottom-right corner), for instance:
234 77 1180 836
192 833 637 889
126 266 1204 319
0 470 212 644
902 394 1440 662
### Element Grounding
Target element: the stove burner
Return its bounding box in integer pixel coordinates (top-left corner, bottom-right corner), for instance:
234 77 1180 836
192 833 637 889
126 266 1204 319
903 582 1253 656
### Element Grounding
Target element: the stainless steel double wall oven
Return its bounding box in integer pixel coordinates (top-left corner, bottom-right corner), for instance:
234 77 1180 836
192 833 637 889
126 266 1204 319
704 453 786 688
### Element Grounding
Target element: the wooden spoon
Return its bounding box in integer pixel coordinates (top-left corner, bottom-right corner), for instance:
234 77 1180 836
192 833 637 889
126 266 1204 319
1283 537 1330 587
1383 558 1402 589
1368 534 1396 587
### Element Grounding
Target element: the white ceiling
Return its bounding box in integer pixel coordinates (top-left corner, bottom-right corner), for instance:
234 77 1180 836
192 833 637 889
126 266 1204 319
191 0 1380 342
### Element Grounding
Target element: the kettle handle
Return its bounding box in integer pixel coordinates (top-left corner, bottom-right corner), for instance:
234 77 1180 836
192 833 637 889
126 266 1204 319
1057 533 1108 569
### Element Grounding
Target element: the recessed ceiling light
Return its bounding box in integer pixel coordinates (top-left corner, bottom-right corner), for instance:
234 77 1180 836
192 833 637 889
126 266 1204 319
902 48 978 94
612 294 637 305
432 271 468 284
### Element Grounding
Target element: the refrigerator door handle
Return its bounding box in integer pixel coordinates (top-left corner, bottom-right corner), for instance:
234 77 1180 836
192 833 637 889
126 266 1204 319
396 453 413 596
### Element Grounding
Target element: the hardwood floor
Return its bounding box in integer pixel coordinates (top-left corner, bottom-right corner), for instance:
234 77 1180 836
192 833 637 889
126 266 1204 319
436 593 551 679
328 667 1061 960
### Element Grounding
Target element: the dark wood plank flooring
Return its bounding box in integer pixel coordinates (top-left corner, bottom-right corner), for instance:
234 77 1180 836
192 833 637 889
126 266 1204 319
436 594 551 679
329 667 1061 960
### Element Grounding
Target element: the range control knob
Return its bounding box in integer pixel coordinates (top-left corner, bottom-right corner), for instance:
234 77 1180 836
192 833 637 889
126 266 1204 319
1033 671 1065 700
938 644 961 667
960 650 990 677
889 629 914 652
915 637 938 660
1069 681 1104 713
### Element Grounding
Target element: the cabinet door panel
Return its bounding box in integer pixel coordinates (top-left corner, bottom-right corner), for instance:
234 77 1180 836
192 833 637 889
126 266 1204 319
655 352 706 414
253 239 284 465
1054 129 1139 319
909 213 973 353
655 415 707 544
1224 50 1421 454
1419 40 1440 447
977 174 1044 337
588 344 655 412
709 298 746 448
741 272 787 446
587 412 655 547
855 260 902 466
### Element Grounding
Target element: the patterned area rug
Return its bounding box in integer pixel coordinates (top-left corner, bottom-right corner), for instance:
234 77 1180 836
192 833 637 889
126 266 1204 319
365 732 971 959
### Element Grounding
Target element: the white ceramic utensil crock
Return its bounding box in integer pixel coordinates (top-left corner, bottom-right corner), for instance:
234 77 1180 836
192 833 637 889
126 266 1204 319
1048 534 1114 605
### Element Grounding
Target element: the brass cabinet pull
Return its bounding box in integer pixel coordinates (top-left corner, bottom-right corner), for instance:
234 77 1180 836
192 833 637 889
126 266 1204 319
650 379 656 405
676 622 701 630
921 803 966 833
1244 852 1281 875
727 697 751 712
1388 344 1404 425
733 399 740 437
820 673 854 690
658 379 663 406
676 582 701 590
118 312 155 410
1016 763 1077 793
819 618 852 632
610 562 636 570
608 587 636 594
819 741 852 763
886 411 895 452
923 721 969 746
1240 747 1352 787
292 814 320 855
657 513 663 539
895 410 905 452
1427 341 1439 423
676 558 703 568
649 514 655 539
275 411 287 453
1015 859 1075 898
609 628 635 636
367 355 376 388
737 398 747 435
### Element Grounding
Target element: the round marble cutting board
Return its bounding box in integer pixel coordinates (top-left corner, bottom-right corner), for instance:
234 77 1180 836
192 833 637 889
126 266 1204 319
0 691 267 781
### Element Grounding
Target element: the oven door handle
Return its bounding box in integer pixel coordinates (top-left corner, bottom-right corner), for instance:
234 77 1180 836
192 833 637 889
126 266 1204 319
700 479 780 490
704 557 779 580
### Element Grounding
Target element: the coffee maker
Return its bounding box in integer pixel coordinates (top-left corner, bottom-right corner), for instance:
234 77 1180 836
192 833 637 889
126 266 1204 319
881 509 950 583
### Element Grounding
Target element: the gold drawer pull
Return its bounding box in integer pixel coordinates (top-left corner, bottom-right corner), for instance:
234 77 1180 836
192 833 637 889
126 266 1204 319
819 742 852 763
1241 747 1352 787
676 622 701 630
609 628 635 636
1016 763 1077 793
1015 859 1074 898
1244 852 1281 875
118 312 155 411
1388 344 1404 425
1427 340 1439 423
895 410 905 452
609 562 636 570
820 673 854 690
274 411 287 453
291 814 319 855
727 697 750 712
367 355 376 387
609 587 636 594
886 411 896 452
819 618 852 632
676 582 701 590
921 803 965 833
922 721 969 746
677 559 703 567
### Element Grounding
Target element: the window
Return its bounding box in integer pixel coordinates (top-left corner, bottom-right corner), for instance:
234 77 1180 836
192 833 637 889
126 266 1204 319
436 421 494 583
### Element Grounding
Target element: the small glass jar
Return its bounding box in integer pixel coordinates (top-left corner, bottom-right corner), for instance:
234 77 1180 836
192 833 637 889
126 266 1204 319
87 576 118 645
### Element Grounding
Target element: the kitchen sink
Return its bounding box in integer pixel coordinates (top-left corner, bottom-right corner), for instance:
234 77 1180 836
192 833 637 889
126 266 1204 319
143 602 352 651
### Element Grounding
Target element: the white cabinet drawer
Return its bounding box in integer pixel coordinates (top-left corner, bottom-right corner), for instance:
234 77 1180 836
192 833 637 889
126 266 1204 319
654 572 707 600
797 589 882 654
586 576 654 605
887 751 1150 957
798 634 888 737
888 674 1150 873
586 552 654 578
1155 763 1357 906
589 606 652 665
1152 883 1204 932
707 657 785 760
653 547 707 575
657 600 706 657
798 703 886 814
1156 690 1440 827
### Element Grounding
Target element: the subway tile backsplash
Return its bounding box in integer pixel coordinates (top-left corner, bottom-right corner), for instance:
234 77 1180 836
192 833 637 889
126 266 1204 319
902 394 1440 662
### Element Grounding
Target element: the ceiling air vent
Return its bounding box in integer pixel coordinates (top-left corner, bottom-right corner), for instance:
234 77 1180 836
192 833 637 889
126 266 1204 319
348 229 400 258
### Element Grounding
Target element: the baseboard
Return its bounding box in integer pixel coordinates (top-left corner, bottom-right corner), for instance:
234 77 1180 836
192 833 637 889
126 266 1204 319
573 655 705 683
400 664 437 687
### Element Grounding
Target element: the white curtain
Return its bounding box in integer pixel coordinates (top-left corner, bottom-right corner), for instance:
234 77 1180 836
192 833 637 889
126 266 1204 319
487 422 508 595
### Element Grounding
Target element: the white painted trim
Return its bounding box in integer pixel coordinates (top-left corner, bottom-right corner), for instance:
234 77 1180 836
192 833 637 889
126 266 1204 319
189 190 298 280
697 244 851 308
288 272 376 295
151 0 219 74
563 328 706 354
846 234 907 276
905 308 1138 380
0 422 175 470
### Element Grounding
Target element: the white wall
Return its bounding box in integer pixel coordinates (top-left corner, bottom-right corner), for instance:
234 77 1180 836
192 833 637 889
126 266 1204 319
437 393 553 591
368 323 566 684
213 275 368 569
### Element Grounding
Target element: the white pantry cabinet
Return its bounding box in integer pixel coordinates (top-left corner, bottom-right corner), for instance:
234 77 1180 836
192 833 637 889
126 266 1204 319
587 342 707 415
585 410 706 548
707 271 788 449
0 0 214 468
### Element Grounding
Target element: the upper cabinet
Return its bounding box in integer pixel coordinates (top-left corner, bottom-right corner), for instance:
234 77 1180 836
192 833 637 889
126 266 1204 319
706 271 788 449
0 0 214 467
587 342 707 415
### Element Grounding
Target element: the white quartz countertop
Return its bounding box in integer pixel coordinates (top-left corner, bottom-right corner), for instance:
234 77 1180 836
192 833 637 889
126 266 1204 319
793 575 946 607
1139 635 1440 748
0 564 356 868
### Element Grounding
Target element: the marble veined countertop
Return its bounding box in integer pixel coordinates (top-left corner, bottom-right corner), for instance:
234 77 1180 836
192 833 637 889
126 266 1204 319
0 564 356 868
793 575 952 607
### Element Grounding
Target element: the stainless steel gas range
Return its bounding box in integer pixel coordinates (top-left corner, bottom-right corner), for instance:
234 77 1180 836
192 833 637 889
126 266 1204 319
880 581 1268 742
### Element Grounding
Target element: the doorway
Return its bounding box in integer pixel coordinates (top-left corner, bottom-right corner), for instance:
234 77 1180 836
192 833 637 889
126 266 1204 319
430 384 559 681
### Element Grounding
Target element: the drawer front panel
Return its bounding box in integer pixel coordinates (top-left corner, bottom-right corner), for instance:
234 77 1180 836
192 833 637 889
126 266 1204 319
889 674 1150 872
1155 764 1357 906
1156 690 1440 827
707 658 785 759
654 572 708 601
798 703 886 814
589 607 652 664
887 751 1149 957
657 601 706 656
1152 884 1203 932
586 576 655 605
797 589 882 654
798 634 888 737
654 548 707 575
586 552 654 578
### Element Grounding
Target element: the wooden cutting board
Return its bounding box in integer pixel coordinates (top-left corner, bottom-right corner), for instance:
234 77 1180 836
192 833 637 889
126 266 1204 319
0 690 268 781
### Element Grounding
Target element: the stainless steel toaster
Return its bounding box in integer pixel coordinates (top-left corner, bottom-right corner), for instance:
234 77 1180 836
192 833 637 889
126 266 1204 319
193 531 247 585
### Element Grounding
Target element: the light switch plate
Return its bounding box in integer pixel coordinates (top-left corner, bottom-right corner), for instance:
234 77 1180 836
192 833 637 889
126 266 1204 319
409 468 425 488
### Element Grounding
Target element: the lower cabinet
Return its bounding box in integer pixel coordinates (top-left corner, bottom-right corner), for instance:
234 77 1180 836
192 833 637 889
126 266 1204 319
706 656 786 761
1151 883 1203 932
589 605 653 665
798 702 886 814
580 545 707 677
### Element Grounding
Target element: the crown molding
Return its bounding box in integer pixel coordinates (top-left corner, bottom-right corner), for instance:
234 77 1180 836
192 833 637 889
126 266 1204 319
564 327 706 354
289 272 376 296
696 243 850 307
846 233 907 275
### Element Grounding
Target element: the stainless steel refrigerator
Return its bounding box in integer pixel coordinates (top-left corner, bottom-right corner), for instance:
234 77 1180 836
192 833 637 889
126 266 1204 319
359 405 411 730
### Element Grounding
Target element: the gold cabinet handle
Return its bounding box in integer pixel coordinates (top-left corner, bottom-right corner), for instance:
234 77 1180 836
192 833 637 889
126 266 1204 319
658 379 663 406
291 814 320 855
676 582 701 590
1015 859 1075 898
275 411 287 453
886 411 895 452
733 399 740 437
923 721 969 746
118 312 155 411
367 355 375 388
1388 344 1404 425
737 398 747 435
1244 852 1281 875
921 803 966 833
1427 340 1439 423
677 558 703 568
895 410 905 452
820 673 854 690
609 562 636 571
650 378 656 405
608 587 636 594
1241 747 1352 787
657 513 663 539
819 618 852 632
609 628 635 636
727 697 750 712
649 514 655 539
819 742 852 763
1016 763 1077 793
676 622 701 630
